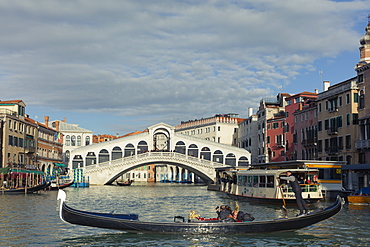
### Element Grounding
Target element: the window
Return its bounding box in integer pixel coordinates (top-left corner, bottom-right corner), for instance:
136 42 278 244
71 135 76 146
65 135 70 146
346 114 350 126
339 96 342 106
353 113 359 124
354 93 359 103
324 119 329 130
359 91 365 109
86 136 90 146
358 74 364 83
77 136 81 146
318 103 322 112
318 140 322 152
8 135 13 145
272 122 279 129
346 93 350 104
346 135 351 149
318 121 322 131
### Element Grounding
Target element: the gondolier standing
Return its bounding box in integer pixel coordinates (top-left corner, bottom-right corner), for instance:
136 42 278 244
278 171 309 217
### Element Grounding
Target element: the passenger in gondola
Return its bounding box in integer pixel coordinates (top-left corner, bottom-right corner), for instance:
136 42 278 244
216 205 232 221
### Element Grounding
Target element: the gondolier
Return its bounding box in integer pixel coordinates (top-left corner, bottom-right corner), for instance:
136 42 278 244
278 171 309 217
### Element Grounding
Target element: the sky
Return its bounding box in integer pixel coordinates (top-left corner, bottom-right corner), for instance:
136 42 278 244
0 0 369 135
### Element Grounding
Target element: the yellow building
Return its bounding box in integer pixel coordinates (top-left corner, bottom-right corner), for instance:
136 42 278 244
317 78 359 164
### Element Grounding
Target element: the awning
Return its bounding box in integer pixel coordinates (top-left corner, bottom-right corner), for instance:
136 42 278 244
9 169 44 175
53 163 67 168
0 168 10 174
342 164 370 170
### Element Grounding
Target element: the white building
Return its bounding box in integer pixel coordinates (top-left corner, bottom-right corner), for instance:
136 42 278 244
238 108 259 164
48 118 94 165
175 113 244 146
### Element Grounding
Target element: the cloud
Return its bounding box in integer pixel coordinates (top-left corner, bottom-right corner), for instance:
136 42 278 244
0 0 368 133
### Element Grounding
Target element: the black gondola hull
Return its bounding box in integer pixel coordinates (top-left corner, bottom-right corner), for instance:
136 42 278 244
58 190 343 234
1 182 51 194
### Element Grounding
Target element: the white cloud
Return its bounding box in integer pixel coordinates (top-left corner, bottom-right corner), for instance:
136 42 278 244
0 0 368 133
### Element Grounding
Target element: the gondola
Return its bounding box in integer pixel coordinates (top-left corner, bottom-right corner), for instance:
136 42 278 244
116 180 133 186
1 181 51 195
57 190 343 234
49 181 74 191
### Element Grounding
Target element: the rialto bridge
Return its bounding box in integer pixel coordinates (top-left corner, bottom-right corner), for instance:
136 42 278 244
68 123 251 185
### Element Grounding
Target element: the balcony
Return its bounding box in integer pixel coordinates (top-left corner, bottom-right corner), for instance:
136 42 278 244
301 138 317 147
325 146 340 155
328 107 339 113
327 127 338 135
355 139 370 149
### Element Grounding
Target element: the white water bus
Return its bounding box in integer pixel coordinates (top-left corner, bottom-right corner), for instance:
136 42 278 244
216 160 345 204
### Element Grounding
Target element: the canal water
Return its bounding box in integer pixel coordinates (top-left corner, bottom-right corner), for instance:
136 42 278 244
0 184 369 246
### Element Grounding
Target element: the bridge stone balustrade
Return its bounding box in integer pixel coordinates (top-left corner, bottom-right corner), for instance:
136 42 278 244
85 151 231 185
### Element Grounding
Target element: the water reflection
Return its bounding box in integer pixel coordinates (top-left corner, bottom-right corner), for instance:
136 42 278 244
0 184 369 246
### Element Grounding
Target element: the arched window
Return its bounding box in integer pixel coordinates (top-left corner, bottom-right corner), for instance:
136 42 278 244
238 156 249 166
200 147 211 160
86 152 96 166
71 135 76 146
77 136 81 146
65 135 70 146
85 136 90 146
213 150 223 164
112 146 123 160
65 150 70 163
188 144 198 157
137 141 148 154
124 144 135 157
225 153 236 166
175 141 186 154
99 149 110 163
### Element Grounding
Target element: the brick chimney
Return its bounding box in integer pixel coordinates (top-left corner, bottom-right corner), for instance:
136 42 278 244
63 117 67 123
44 116 49 127
55 121 60 131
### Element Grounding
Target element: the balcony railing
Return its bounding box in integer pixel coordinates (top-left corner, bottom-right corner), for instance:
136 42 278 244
355 139 370 149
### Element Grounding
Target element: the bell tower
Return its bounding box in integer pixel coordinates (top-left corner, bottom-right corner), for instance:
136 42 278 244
356 15 370 68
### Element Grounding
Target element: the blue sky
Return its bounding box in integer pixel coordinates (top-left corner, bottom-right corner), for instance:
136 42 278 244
0 0 369 135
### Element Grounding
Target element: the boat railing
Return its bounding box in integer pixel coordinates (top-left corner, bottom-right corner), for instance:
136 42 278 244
282 183 320 193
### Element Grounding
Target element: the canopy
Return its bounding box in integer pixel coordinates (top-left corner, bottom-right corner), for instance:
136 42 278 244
0 168 10 174
9 169 44 175
54 163 67 168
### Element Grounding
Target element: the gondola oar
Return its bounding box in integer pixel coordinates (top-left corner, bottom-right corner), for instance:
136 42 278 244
277 178 288 218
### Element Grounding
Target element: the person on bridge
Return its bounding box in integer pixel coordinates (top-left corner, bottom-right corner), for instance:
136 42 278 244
278 171 309 217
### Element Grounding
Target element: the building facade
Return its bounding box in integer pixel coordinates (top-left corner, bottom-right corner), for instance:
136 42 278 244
238 108 258 164
317 78 359 163
175 113 244 146
0 100 38 169
293 98 319 160
256 93 289 163
49 118 94 165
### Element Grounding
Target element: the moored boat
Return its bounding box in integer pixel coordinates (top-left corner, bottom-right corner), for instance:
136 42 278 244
57 190 343 234
347 187 370 205
0 167 49 194
116 180 133 186
219 167 322 204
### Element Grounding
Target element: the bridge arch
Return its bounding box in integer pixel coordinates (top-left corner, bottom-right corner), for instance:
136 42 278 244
85 152 220 185
70 123 251 185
